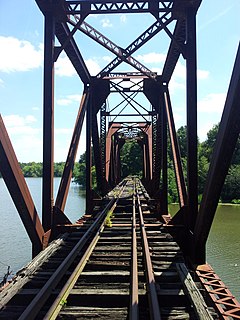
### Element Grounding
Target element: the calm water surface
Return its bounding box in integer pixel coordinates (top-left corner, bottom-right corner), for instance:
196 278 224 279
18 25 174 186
0 178 239 300
0 178 85 280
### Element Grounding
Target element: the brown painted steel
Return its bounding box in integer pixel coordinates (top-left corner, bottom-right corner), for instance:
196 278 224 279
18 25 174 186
69 19 155 78
55 22 91 84
196 264 240 319
194 43 240 264
160 95 168 214
105 123 121 182
130 182 139 320
137 190 161 320
42 13 55 232
0 115 44 257
98 15 174 77
55 89 89 214
186 8 198 233
86 89 93 213
164 89 187 207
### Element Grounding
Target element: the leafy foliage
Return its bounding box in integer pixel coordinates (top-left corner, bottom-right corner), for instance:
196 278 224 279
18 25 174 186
2 123 240 204
120 140 143 178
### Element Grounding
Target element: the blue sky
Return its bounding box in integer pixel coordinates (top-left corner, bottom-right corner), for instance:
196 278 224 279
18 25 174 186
0 0 239 162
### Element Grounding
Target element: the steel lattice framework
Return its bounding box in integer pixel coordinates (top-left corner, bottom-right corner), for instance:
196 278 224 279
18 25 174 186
1 0 240 281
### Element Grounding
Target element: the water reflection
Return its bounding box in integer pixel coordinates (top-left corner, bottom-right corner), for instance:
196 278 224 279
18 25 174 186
169 203 240 299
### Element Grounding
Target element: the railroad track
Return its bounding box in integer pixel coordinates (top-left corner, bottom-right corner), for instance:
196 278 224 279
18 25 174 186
0 177 215 319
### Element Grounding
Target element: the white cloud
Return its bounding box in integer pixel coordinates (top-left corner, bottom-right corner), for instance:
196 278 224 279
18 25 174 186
68 94 83 102
3 114 37 128
0 36 43 73
198 93 226 114
136 52 166 64
85 58 101 75
120 15 127 23
57 99 73 106
103 56 112 63
0 78 4 87
55 128 73 135
3 114 39 136
197 69 209 79
55 54 77 77
101 18 113 28
57 94 83 106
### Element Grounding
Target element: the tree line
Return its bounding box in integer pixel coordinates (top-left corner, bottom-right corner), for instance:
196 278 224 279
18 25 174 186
1 123 240 203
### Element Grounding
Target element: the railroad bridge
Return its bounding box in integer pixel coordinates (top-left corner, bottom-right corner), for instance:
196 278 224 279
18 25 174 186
0 0 240 319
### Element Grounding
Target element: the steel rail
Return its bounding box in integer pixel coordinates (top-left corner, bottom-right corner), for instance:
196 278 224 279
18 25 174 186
136 182 162 320
129 180 139 320
18 182 126 320
40 182 126 319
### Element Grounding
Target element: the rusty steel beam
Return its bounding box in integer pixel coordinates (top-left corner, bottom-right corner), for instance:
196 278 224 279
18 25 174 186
164 88 187 208
92 112 104 193
105 123 121 182
55 88 89 216
160 95 168 214
55 22 91 84
0 115 44 257
186 8 198 233
42 13 55 232
162 19 186 83
86 90 93 213
67 1 174 15
68 19 155 78
194 44 240 264
97 14 174 77
91 79 110 194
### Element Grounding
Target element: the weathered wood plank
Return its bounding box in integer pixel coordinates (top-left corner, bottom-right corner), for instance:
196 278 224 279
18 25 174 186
176 263 213 320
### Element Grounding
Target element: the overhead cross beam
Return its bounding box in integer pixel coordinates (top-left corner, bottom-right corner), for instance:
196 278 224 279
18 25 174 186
66 1 174 16
68 18 156 78
97 14 174 77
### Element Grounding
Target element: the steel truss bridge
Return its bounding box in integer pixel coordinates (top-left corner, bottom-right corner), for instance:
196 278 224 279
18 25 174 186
0 0 240 319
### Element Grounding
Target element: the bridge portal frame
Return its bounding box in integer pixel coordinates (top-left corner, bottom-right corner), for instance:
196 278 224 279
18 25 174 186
0 0 239 269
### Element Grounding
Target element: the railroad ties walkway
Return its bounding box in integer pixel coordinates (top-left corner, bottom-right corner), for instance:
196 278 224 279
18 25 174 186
0 177 217 319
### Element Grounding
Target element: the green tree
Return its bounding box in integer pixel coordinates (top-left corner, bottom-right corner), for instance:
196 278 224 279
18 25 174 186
176 125 188 159
120 140 143 178
200 124 219 162
221 165 240 202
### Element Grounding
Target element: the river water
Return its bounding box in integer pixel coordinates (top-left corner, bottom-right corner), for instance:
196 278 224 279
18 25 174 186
0 178 239 300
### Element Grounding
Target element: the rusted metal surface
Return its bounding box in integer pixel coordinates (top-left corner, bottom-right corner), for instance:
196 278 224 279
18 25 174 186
86 89 93 213
0 177 236 319
130 183 138 320
186 8 198 233
55 89 89 215
2 3 239 313
0 115 44 257
55 22 91 84
164 89 187 208
42 13 55 232
137 188 162 320
196 264 240 319
105 122 121 182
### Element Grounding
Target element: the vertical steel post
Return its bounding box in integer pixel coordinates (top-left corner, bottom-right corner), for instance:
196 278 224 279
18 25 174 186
42 13 55 232
161 92 168 214
186 8 198 232
86 87 92 213
55 88 89 214
164 88 187 208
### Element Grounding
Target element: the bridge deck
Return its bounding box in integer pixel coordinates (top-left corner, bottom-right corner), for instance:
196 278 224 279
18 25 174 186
0 177 237 319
